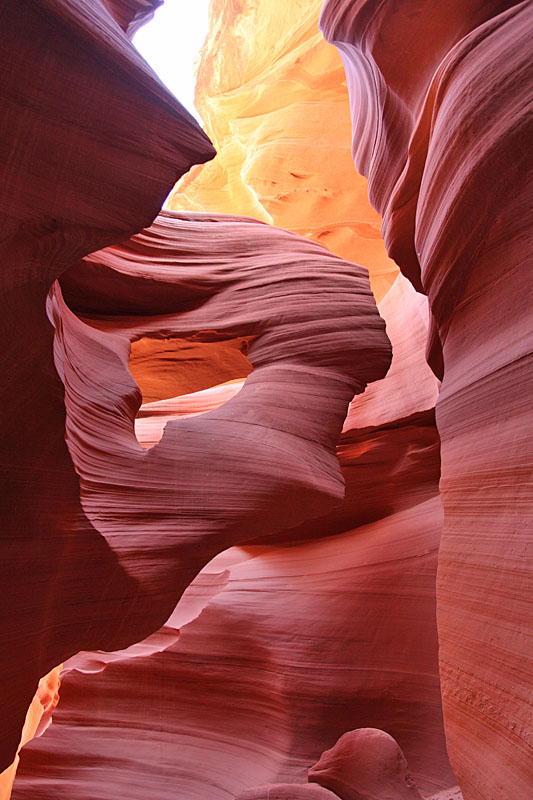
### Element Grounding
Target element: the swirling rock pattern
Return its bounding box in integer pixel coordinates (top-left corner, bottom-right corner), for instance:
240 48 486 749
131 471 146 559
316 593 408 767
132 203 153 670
53 207 391 604
321 1 533 797
168 0 398 301
12 260 447 799
5 0 530 798
14 498 453 799
13 223 451 800
8 207 390 798
11 212 450 798
11 256 450 797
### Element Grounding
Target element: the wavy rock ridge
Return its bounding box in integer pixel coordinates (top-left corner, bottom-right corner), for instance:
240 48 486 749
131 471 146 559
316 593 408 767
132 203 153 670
320 1 533 797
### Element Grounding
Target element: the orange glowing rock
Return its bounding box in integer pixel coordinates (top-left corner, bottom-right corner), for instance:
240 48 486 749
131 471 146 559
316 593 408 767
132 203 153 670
167 0 398 302
0 667 61 800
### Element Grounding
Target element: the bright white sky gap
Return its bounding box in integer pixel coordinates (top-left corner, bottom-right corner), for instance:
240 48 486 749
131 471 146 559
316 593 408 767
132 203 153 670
133 0 211 125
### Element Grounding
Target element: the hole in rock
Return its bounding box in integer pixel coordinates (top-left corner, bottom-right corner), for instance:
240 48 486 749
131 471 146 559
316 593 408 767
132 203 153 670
130 334 254 450
129 334 254 403
132 0 211 125
58 266 255 452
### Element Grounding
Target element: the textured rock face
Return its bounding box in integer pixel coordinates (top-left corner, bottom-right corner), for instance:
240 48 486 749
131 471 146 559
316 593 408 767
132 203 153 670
168 0 398 302
14 499 453 799
236 785 340 799
307 729 464 800
320 1 533 798
0 0 215 771
12 237 452 798
12 217 451 800
308 728 423 800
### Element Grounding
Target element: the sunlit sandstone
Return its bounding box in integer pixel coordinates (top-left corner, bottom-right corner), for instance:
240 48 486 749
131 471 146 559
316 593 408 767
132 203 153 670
168 0 399 302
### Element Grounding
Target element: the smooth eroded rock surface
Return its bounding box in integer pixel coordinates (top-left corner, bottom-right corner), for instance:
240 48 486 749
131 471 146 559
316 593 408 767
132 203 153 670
321 1 533 797
14 495 455 798
0 0 214 771
9 208 391 798
5 0 531 798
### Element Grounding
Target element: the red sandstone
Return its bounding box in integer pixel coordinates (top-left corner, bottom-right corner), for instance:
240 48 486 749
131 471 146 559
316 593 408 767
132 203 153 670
321 1 533 797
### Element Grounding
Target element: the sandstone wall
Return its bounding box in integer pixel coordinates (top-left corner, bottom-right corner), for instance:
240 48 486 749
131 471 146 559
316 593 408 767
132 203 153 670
320 1 533 797
0 0 214 775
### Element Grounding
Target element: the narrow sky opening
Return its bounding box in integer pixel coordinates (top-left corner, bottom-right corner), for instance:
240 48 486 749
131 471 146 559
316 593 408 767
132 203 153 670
133 0 211 125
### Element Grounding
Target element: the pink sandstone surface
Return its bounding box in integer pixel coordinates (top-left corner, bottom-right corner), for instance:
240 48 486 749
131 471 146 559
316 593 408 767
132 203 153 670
3 186 391 787
236 786 340 799
2 12 392 780
13 497 453 798
308 728 424 800
12 203 452 799
320 0 533 797
11 238 451 796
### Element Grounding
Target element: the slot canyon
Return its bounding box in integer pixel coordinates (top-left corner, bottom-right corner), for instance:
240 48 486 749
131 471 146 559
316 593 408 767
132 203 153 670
0 1 531 799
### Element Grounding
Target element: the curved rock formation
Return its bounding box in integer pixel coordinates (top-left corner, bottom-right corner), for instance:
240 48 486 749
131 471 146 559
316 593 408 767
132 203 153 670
14 498 454 799
168 0 398 302
54 208 391 596
10 193 454 800
8 206 390 798
0 0 214 771
12 247 450 799
5 0 531 798
308 728 423 800
133 380 244 449
5 2 450 789
320 1 533 797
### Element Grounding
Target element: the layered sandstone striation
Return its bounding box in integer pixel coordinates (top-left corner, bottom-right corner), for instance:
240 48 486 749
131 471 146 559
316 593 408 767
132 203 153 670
0 0 214 772
236 787 339 800
3 145 391 783
5 69 392 789
14 498 453 798
167 0 398 302
321 1 533 797
13 242 455 798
